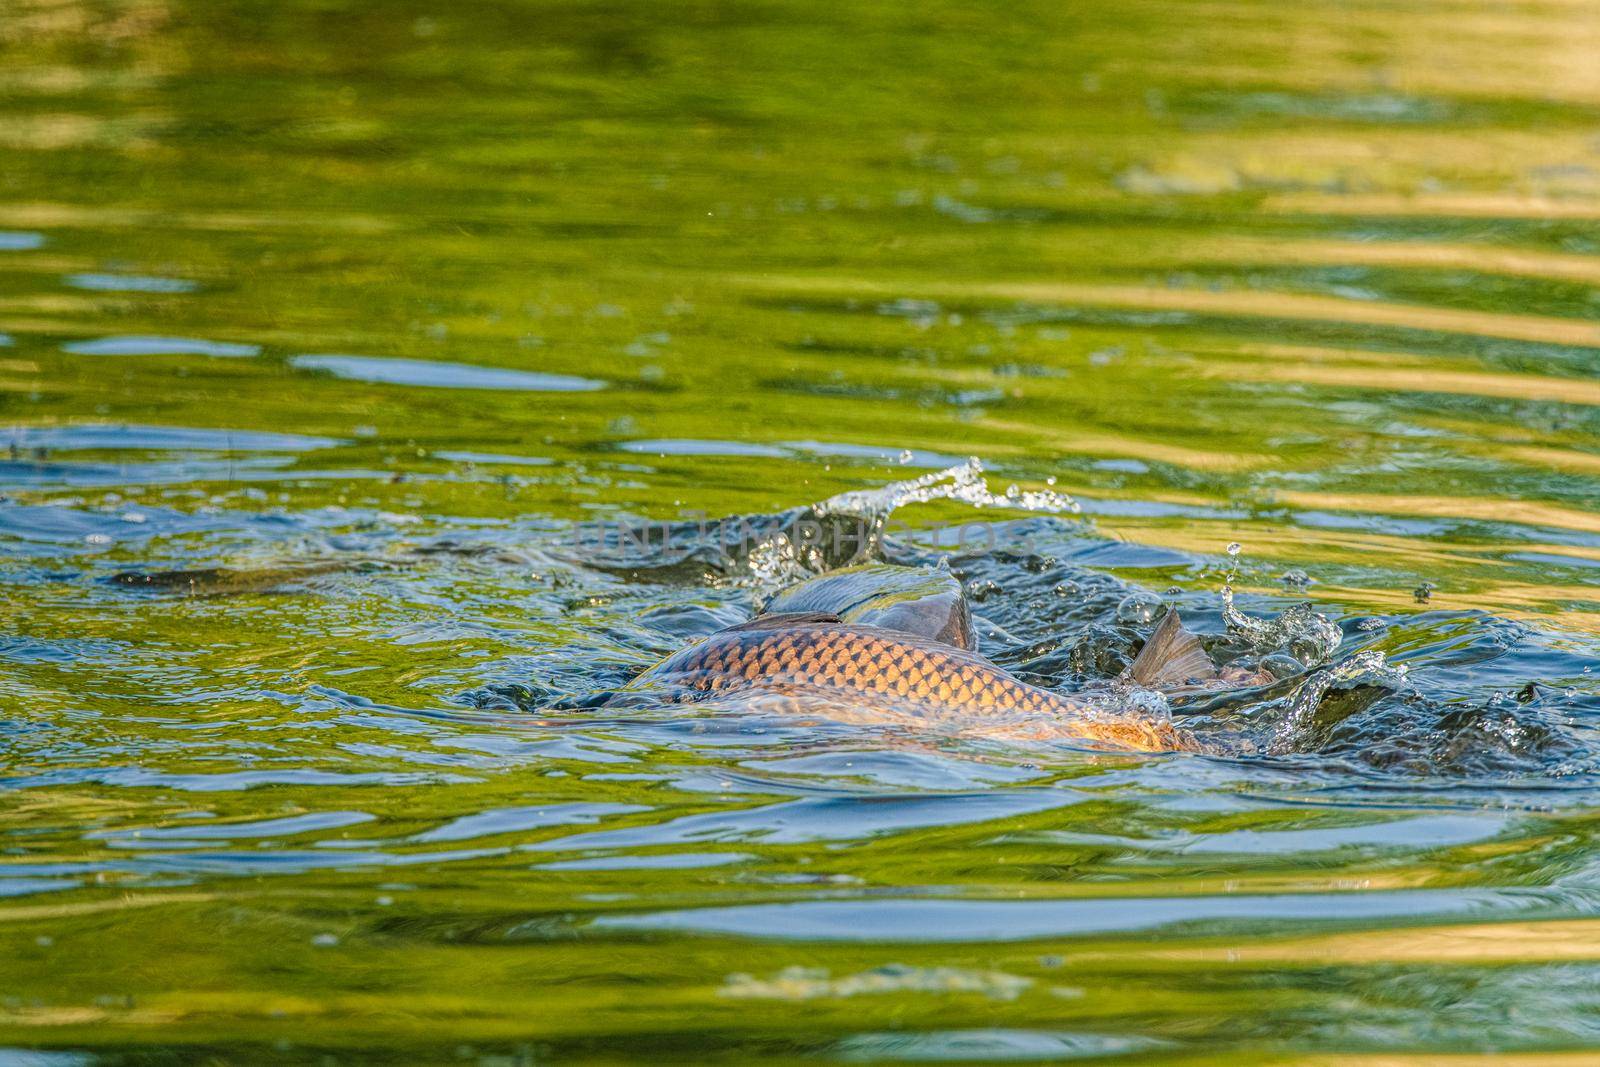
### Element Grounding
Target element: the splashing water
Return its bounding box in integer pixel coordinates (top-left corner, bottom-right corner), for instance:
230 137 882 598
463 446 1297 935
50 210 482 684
740 458 1081 591
821 457 1081 523
743 530 819 590
1223 591 1345 668
1270 650 1411 754
1220 544 1343 667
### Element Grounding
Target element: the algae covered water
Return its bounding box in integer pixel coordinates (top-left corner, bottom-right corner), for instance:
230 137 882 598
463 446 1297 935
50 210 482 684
4 0 1600 1062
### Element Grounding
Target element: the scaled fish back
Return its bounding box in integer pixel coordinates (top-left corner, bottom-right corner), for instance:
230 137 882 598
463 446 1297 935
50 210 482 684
635 619 1187 751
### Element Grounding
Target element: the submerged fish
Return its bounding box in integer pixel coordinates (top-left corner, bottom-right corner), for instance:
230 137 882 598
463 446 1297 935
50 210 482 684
633 565 1219 751
108 561 361 595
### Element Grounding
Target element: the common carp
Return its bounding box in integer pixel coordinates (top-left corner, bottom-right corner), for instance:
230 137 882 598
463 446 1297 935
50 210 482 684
632 565 1221 752
763 562 976 649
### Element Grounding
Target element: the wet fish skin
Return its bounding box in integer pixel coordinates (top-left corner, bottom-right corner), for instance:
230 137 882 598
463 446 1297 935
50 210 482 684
765 562 975 649
638 614 1187 751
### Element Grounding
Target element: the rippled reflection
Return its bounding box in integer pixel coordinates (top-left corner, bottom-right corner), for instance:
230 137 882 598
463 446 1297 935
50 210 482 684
289 354 607 392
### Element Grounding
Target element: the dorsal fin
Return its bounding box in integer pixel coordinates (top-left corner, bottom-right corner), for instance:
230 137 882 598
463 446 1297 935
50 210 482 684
721 611 843 632
1127 610 1218 688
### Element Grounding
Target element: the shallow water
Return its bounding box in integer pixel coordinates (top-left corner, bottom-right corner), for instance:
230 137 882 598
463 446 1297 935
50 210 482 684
4 0 1600 1062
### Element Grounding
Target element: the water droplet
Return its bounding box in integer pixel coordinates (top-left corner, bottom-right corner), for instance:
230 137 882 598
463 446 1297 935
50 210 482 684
1261 653 1305 679
1270 649 1406 750
1116 592 1161 624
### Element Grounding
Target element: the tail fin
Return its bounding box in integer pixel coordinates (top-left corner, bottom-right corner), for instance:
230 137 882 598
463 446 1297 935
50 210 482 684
1126 610 1218 689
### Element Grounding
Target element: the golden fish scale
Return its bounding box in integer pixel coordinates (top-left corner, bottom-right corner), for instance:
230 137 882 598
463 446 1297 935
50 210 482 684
643 623 1186 751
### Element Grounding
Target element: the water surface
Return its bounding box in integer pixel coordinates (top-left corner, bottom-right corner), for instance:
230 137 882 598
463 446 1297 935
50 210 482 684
4 0 1600 1062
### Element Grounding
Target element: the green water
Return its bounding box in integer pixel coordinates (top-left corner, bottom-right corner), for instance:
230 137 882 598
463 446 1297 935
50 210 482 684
5 0 1600 1062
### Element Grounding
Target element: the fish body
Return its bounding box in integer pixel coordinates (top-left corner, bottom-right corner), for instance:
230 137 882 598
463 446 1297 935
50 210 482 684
635 612 1187 751
763 563 975 649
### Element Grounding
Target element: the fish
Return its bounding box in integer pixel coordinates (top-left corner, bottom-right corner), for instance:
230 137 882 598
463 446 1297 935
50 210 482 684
762 562 976 649
107 561 363 595
631 602 1217 752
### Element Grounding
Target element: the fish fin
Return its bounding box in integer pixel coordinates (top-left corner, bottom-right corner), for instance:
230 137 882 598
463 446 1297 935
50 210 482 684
727 611 843 631
1126 610 1218 688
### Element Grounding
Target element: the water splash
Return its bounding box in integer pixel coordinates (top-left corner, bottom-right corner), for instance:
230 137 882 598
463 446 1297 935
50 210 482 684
743 530 819 590
821 457 1080 522
1223 593 1344 668
1219 542 1342 668
1115 591 1163 624
737 458 1080 591
1269 649 1410 754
